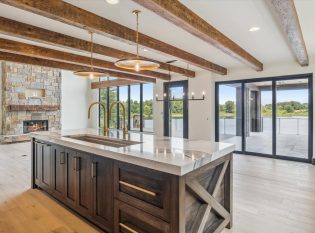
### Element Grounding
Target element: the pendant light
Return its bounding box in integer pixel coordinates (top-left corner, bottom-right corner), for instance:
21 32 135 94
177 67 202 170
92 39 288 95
114 10 160 72
74 32 107 79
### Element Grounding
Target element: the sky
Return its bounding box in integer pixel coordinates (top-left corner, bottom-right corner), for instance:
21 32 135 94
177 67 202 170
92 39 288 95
118 83 153 101
219 85 309 105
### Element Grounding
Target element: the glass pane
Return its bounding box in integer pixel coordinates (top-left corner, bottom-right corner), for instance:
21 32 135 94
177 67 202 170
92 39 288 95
119 86 129 130
218 83 242 151
130 85 140 131
276 79 309 159
143 83 154 132
109 87 118 128
169 86 184 137
245 81 272 154
99 88 107 129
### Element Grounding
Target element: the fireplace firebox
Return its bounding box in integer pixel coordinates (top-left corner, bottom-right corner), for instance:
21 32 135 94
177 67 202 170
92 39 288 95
23 120 48 134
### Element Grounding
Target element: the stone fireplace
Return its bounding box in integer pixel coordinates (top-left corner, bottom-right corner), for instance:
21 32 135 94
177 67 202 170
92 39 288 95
0 61 61 142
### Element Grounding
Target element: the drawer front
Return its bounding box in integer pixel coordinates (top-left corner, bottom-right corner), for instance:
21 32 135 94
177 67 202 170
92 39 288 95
114 161 173 221
115 200 170 233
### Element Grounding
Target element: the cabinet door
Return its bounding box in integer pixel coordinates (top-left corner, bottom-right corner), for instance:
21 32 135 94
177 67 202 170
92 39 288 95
51 145 66 200
40 143 52 192
65 149 77 207
115 200 170 233
76 152 93 216
114 161 173 222
34 141 42 186
91 156 113 232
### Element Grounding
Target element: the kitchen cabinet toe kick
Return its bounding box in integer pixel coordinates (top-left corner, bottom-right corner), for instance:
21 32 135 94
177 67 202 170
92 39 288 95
31 138 233 233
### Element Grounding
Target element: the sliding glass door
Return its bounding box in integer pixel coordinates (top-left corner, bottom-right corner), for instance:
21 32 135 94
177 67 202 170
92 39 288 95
218 83 242 151
245 81 273 154
215 74 312 163
276 79 310 159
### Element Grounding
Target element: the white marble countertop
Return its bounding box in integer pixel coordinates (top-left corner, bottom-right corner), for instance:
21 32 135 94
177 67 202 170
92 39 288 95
30 128 235 176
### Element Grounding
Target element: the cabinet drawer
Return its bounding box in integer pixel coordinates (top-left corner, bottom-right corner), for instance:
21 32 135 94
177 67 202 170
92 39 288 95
115 200 170 233
114 161 173 221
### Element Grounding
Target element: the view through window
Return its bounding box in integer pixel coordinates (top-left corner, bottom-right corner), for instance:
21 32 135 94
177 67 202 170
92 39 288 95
99 78 154 132
216 76 312 162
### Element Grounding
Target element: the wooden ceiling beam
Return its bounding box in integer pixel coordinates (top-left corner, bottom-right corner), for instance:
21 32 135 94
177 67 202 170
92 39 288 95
0 17 193 78
91 79 141 89
0 0 227 75
132 0 263 71
0 38 170 80
0 51 156 83
268 0 308 66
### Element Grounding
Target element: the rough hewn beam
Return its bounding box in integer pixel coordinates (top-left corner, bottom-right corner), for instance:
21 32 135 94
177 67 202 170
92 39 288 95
268 0 308 66
0 51 156 83
0 17 193 77
133 0 263 71
0 0 227 74
0 38 169 80
7 105 60 111
91 79 141 89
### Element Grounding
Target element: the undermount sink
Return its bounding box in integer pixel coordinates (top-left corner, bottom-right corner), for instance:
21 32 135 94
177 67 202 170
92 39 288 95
64 134 141 148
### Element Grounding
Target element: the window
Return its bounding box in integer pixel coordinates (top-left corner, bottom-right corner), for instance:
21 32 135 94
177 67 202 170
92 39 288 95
108 87 118 128
130 85 141 131
215 74 313 163
99 87 107 129
143 83 154 132
119 86 129 129
99 81 154 133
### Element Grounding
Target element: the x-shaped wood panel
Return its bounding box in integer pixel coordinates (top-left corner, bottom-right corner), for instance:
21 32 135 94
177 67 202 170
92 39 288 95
186 160 231 233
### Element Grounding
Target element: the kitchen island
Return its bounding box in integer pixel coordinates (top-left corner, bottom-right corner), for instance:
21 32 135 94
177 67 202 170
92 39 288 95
31 129 234 233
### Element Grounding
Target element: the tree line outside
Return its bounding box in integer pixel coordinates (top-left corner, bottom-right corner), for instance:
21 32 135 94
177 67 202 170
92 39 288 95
99 87 154 129
220 100 308 117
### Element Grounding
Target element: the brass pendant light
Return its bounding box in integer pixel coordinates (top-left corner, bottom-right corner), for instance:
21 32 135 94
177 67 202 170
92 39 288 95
114 10 160 72
74 32 107 78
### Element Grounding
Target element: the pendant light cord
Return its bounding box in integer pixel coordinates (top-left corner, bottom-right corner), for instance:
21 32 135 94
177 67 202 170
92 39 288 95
133 10 140 58
90 32 94 71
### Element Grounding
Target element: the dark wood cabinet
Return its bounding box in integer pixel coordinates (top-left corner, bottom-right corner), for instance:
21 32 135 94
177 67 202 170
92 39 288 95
114 161 173 222
33 142 176 232
51 145 66 201
31 140 233 233
65 148 77 208
34 141 41 186
114 200 170 233
91 156 114 232
63 149 93 216
34 141 52 193
75 151 93 216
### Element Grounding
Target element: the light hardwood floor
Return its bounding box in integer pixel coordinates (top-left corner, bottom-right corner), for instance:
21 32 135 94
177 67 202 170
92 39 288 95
0 142 315 233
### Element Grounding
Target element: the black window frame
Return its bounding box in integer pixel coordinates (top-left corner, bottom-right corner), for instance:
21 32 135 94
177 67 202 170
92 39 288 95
215 73 313 163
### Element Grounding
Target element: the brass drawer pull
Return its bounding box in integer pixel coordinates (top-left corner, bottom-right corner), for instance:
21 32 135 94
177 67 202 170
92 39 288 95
119 223 138 233
119 181 156 197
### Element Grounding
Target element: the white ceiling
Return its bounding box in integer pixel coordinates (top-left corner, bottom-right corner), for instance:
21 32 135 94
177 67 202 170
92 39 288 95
0 0 314 75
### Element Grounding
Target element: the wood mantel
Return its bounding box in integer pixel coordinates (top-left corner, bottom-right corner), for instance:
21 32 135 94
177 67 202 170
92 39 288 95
7 105 60 111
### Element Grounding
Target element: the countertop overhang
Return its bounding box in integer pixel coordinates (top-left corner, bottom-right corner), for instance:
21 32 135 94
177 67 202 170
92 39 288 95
30 128 235 176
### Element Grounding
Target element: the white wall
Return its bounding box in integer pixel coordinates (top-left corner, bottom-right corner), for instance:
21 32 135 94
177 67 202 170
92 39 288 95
61 70 90 130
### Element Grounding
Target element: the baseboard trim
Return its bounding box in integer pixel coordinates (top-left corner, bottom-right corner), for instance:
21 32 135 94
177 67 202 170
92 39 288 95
312 158 315 165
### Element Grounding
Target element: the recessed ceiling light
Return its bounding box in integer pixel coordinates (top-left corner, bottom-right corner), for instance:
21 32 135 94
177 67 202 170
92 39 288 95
249 26 260 32
143 48 149 52
106 0 119 5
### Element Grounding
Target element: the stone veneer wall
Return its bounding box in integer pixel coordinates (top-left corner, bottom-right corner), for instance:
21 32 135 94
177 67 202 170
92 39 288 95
1 61 61 135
